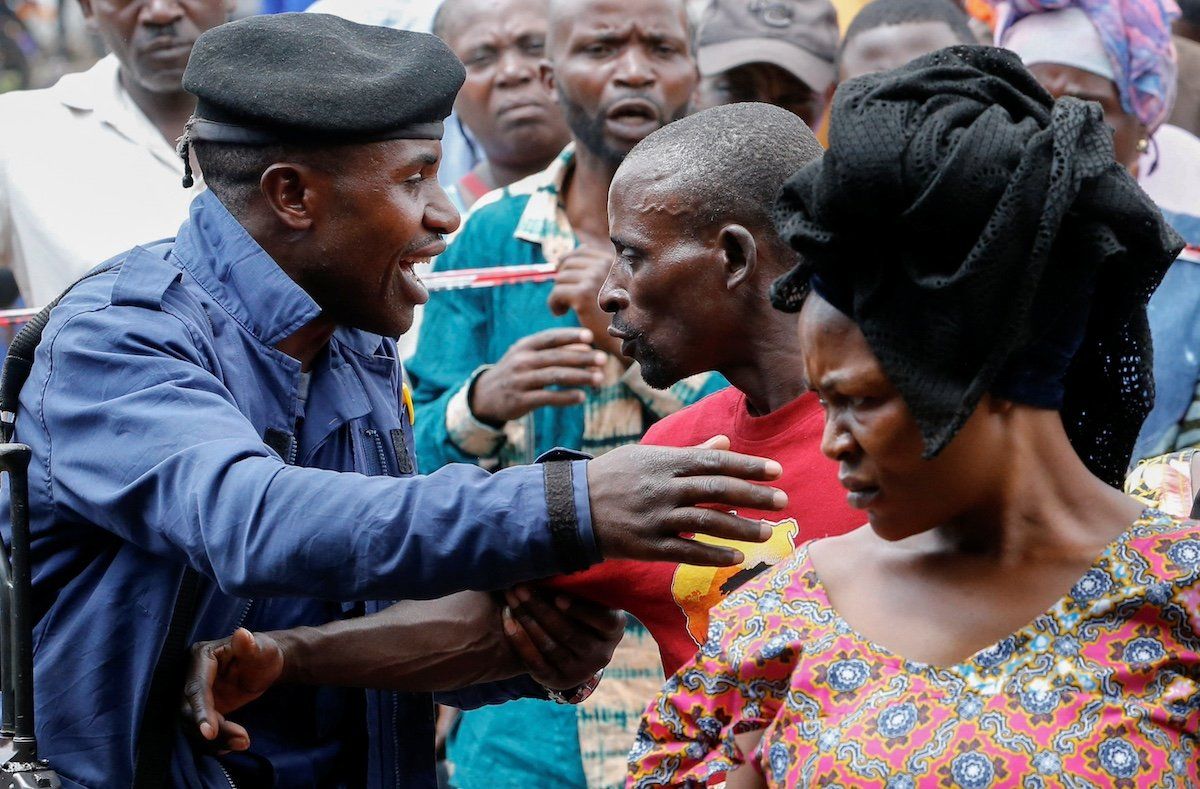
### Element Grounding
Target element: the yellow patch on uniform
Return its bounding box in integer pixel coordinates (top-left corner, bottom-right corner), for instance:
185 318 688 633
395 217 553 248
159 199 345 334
671 517 800 645
402 383 415 425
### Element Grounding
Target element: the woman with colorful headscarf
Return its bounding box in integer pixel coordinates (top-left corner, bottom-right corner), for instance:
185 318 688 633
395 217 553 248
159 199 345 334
995 0 1200 461
627 45 1195 788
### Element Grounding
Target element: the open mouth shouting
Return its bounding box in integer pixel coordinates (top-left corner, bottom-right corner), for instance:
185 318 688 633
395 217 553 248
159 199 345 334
604 97 662 141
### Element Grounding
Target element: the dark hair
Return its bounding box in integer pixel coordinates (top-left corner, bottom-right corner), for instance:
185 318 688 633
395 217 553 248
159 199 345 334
191 139 346 216
619 102 823 260
840 0 976 59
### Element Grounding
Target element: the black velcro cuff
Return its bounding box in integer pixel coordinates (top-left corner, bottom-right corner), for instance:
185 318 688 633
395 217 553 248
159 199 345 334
543 460 587 572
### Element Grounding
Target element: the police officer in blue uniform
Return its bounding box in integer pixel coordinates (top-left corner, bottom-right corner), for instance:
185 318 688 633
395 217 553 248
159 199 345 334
4 13 786 788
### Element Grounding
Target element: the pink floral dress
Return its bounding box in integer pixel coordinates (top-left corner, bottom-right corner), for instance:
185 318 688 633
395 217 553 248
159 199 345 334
629 510 1200 787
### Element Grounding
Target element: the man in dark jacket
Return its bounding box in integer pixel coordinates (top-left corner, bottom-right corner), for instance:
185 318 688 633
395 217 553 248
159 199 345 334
4 13 786 787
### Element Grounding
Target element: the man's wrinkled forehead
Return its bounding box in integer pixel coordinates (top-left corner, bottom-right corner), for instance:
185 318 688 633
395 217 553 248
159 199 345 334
609 165 697 237
547 0 690 56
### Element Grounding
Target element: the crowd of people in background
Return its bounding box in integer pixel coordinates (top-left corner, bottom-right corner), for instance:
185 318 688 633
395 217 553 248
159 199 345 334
0 0 1198 786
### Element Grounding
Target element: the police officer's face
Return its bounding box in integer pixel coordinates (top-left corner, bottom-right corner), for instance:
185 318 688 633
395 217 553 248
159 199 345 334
78 0 232 94
312 139 461 337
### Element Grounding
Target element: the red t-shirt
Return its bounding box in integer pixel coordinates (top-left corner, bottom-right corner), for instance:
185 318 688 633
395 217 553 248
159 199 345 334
545 388 863 674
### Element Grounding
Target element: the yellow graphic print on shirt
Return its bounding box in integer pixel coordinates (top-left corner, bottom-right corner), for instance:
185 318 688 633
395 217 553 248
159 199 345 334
671 517 800 645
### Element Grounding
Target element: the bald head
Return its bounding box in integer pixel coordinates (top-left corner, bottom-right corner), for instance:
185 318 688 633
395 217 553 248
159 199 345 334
614 102 822 253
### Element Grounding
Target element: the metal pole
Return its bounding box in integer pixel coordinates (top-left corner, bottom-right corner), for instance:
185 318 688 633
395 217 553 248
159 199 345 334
1 444 35 763
0 536 13 737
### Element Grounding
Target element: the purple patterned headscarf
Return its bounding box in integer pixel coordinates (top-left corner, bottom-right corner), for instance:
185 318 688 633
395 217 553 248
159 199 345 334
994 0 1180 130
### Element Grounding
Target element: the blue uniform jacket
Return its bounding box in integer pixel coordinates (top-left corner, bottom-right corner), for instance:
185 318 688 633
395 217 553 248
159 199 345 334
1 190 599 788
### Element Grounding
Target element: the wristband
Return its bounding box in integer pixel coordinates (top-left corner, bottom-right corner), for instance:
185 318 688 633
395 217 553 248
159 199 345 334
544 668 604 705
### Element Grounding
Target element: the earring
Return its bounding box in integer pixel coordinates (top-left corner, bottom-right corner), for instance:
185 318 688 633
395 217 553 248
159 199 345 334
1136 138 1150 153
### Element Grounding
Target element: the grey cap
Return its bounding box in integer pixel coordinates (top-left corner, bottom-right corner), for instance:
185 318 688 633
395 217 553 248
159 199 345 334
696 0 840 92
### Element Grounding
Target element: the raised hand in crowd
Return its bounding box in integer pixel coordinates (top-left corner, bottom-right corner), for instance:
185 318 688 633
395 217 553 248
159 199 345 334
469 327 607 425
547 246 626 359
185 588 625 753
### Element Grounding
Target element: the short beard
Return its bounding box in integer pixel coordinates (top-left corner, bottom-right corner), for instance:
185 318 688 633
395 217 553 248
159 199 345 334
632 339 680 390
557 88 686 170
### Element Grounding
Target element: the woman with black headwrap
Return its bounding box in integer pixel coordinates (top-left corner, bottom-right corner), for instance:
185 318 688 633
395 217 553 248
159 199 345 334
993 0 1200 466
627 46 1194 788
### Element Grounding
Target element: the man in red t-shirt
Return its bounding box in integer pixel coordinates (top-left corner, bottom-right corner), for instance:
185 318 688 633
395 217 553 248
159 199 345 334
546 102 864 673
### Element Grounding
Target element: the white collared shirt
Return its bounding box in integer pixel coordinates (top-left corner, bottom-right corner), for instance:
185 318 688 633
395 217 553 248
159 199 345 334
0 55 204 306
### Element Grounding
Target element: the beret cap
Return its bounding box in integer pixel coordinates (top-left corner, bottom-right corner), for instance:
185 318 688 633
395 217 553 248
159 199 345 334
182 12 466 145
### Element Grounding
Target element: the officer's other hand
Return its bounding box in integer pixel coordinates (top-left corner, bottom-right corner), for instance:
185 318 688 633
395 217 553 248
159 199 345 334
184 627 284 753
502 585 625 691
547 247 623 358
586 436 787 567
470 327 607 425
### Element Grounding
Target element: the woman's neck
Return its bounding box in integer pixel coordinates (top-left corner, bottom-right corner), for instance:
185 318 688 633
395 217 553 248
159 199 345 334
933 409 1143 563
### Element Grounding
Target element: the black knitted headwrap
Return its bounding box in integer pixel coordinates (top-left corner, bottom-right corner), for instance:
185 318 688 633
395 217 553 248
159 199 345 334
770 45 1183 487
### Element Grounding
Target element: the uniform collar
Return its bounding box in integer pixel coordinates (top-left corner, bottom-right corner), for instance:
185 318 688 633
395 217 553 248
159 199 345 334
173 190 325 347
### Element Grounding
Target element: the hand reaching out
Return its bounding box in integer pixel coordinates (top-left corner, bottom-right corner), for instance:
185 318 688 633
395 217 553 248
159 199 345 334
184 628 284 753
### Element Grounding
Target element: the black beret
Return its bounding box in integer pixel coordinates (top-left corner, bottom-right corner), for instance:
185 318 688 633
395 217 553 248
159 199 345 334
182 12 466 145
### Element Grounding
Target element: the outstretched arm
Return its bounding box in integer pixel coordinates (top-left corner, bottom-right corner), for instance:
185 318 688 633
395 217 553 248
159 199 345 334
185 587 624 752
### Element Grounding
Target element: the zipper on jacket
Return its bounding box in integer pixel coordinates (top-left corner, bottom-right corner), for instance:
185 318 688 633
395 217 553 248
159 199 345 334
392 691 401 789
286 434 298 466
233 598 252 631
363 428 389 476
219 761 238 789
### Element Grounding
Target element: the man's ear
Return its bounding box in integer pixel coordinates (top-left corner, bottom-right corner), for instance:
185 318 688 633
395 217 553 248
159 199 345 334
259 163 327 232
717 224 757 291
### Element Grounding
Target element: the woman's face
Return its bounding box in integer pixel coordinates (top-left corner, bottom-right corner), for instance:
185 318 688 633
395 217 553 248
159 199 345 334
797 295 1007 541
1027 62 1146 171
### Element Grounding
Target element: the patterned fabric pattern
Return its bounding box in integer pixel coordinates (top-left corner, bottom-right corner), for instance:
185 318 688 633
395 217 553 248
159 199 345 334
1126 448 1197 516
994 0 1181 130
630 510 1200 787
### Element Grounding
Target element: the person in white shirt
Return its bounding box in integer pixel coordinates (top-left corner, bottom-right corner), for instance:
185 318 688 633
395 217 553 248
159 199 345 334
0 0 232 306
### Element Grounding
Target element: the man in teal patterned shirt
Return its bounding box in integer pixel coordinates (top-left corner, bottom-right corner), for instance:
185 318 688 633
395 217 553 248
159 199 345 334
406 0 723 784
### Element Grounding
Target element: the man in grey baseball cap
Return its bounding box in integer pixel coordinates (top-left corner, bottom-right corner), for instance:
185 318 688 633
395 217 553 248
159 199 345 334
691 0 839 126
